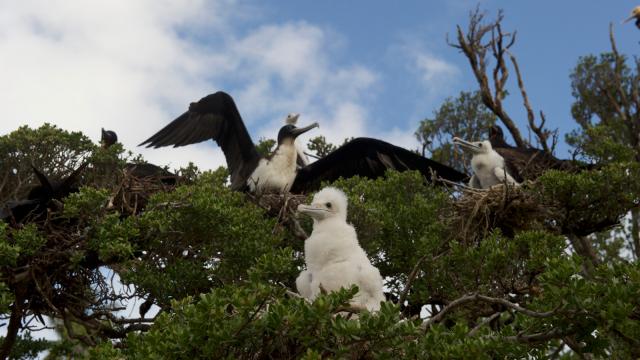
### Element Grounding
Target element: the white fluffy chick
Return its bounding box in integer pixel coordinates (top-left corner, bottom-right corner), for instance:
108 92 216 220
453 137 518 189
295 187 385 311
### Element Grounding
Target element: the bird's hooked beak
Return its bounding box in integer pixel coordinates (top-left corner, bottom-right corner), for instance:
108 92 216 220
623 7 640 23
291 122 319 138
297 203 330 220
452 137 481 152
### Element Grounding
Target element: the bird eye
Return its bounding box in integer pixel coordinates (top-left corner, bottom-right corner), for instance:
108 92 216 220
478 143 483 147
325 202 332 208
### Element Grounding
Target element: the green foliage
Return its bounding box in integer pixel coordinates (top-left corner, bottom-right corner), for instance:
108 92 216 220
0 123 97 202
255 137 276 157
0 333 52 360
120 170 284 307
63 187 110 221
306 136 337 157
11 224 46 258
328 171 449 299
567 52 640 163
101 281 421 359
415 91 496 172
0 222 21 267
533 162 640 236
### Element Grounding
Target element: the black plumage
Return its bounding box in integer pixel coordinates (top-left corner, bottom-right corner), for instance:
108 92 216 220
290 137 468 193
101 129 178 185
101 128 118 148
141 91 467 193
488 125 589 182
1 164 87 224
140 92 261 190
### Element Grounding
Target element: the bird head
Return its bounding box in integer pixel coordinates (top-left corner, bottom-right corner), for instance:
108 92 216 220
297 186 348 222
101 128 118 148
277 121 319 145
623 6 640 23
453 137 493 154
285 113 300 125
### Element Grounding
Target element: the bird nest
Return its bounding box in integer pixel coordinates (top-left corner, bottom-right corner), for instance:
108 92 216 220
103 169 180 216
448 182 551 243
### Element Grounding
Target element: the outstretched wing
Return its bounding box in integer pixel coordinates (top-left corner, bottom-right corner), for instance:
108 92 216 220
291 138 468 193
139 91 261 190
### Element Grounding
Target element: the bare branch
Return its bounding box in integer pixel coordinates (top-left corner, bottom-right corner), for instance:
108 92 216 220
468 311 501 336
421 292 556 331
452 8 527 148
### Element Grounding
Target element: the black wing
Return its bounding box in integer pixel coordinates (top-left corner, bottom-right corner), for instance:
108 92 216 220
290 137 468 193
139 91 261 190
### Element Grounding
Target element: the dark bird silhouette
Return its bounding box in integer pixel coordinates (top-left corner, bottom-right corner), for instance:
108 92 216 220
488 125 589 182
140 91 319 193
101 128 118 148
623 6 640 29
291 137 468 193
0 164 87 224
101 129 178 185
141 91 467 194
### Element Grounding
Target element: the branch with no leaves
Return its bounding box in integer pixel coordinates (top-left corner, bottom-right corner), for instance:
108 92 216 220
450 7 555 153
421 292 557 331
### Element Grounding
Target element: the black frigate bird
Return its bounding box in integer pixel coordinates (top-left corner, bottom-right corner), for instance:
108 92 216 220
140 91 319 193
140 91 467 194
101 128 178 185
0 163 87 224
290 137 468 193
488 125 590 182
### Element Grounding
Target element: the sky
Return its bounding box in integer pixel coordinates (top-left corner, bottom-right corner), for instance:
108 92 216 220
1 0 639 171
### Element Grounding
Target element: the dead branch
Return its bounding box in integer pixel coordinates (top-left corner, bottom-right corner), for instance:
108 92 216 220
451 7 555 153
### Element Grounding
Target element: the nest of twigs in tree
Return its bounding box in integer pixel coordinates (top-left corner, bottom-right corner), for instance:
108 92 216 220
448 182 552 243
247 192 310 242
105 170 180 216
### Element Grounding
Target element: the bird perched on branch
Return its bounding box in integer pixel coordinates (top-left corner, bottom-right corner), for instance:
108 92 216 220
453 137 518 189
623 6 640 29
296 187 385 311
141 91 467 194
140 91 318 193
488 125 589 182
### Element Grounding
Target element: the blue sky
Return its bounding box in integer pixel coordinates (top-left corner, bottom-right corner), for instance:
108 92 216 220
1 0 638 169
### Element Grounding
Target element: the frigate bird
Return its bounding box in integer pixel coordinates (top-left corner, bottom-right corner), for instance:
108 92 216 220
453 137 518 189
0 164 87 224
140 92 319 193
285 113 311 167
100 129 178 185
101 128 118 149
623 6 640 29
488 125 587 182
296 187 385 311
290 137 468 193
141 92 467 194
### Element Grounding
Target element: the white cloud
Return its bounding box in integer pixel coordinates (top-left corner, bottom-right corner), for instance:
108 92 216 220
0 0 435 173
414 52 459 85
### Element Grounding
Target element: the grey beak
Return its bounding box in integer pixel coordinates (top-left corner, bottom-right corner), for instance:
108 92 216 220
452 137 480 151
291 122 319 137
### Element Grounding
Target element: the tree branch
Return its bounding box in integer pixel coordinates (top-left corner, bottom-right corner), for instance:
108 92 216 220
421 292 556 331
